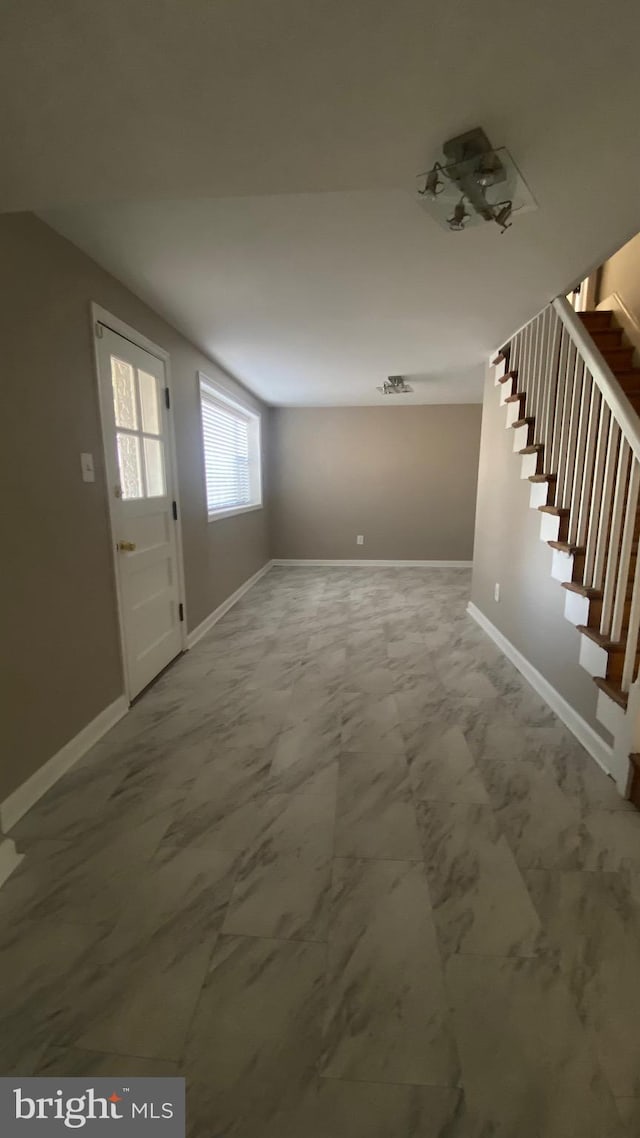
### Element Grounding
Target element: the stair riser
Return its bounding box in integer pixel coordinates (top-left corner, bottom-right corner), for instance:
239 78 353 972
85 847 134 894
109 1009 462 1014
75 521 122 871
540 511 567 543
530 480 553 509
596 688 626 734
513 423 530 452
519 453 540 482
499 375 517 404
580 313 613 331
579 634 608 678
603 348 635 370
505 400 523 427
551 549 574 584
591 330 624 351
564 590 590 626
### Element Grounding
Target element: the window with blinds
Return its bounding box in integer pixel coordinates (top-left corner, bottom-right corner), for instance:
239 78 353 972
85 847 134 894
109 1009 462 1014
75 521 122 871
198 375 262 519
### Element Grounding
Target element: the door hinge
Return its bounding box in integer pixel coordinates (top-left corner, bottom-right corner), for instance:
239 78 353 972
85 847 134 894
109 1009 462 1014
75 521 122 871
164 387 171 409
172 500 178 521
179 602 184 622
95 322 104 339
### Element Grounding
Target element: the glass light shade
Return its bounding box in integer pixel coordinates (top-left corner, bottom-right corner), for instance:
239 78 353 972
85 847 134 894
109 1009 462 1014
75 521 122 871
417 147 536 231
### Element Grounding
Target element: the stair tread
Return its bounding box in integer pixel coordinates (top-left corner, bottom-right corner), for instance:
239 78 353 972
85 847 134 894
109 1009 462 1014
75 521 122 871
492 352 506 366
563 581 601 599
530 474 557 483
504 392 525 404
512 417 534 429
603 348 634 365
591 329 623 342
564 579 635 602
580 310 613 324
539 505 569 516
577 625 626 652
594 676 628 710
498 370 518 384
520 444 544 454
548 540 583 554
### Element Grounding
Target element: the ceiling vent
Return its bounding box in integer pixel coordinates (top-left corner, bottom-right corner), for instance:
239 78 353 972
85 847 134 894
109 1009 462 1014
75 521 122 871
377 375 413 395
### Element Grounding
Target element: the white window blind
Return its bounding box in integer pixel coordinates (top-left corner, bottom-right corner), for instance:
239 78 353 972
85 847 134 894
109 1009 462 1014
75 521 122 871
199 376 262 518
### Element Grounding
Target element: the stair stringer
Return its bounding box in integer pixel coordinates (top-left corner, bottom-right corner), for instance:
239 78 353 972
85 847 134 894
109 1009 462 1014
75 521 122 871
493 358 635 793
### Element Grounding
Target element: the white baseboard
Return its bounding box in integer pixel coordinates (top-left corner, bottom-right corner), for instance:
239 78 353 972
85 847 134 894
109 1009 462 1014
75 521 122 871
1 695 129 834
1 562 274 837
0 838 23 888
186 560 274 649
271 559 473 568
467 601 614 777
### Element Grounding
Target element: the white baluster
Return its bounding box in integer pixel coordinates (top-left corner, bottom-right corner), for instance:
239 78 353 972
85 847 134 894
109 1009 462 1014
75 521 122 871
575 380 601 549
526 314 539 425
555 340 578 510
600 439 631 637
533 310 549 430
612 460 640 643
540 310 561 462
549 327 570 477
564 364 592 541
593 418 621 592
621 545 640 692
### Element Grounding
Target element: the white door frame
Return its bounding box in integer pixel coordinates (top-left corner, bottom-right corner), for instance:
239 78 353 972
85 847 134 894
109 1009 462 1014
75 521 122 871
90 302 188 701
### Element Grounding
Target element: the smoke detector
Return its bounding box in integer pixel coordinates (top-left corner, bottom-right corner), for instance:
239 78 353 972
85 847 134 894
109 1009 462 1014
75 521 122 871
377 375 413 395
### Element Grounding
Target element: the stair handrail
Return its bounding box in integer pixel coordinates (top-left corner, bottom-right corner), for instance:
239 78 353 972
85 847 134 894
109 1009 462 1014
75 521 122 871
553 295 640 463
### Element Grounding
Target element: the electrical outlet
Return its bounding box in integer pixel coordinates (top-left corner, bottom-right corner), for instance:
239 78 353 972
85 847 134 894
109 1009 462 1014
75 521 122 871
356 535 364 545
494 582 500 602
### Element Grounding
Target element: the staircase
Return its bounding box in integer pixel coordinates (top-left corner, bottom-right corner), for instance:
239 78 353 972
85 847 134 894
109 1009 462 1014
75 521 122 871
494 295 640 799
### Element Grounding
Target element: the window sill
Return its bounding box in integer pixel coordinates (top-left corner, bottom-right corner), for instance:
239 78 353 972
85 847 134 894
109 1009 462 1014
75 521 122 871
208 503 263 523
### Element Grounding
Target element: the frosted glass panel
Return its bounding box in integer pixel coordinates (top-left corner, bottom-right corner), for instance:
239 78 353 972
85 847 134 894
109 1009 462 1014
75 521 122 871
144 437 166 497
139 369 160 435
117 432 143 499
111 357 138 429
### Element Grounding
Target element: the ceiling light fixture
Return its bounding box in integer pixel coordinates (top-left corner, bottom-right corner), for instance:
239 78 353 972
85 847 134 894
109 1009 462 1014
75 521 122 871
377 375 413 395
447 198 469 232
423 166 444 199
417 127 536 234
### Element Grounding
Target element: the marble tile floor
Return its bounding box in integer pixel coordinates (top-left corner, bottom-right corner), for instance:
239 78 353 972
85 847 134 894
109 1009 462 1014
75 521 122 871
2 566 640 1136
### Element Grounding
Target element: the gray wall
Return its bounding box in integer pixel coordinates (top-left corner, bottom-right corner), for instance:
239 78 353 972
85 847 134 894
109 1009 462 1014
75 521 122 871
270 405 481 561
470 367 607 738
0 214 270 802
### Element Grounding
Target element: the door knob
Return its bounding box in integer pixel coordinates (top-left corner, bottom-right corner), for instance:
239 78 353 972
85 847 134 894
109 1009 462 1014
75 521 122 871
117 540 137 552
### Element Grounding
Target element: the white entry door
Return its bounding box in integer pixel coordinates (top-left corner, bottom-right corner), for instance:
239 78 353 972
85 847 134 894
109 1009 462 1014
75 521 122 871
95 322 184 699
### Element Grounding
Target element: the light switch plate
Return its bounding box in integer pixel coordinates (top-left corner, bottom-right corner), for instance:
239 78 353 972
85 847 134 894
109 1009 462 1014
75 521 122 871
80 452 95 483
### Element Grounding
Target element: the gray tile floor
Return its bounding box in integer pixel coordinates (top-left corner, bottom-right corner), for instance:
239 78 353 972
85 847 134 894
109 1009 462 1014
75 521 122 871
3 566 640 1136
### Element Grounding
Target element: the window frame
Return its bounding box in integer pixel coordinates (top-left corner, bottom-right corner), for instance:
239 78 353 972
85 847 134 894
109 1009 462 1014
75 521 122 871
197 372 263 522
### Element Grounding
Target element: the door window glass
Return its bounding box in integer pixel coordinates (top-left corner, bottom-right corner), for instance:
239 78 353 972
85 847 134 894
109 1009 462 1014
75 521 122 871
111 357 167 498
112 358 138 429
116 433 144 499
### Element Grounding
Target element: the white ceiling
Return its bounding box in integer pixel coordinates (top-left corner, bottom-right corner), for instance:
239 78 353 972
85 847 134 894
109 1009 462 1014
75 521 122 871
3 0 640 405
